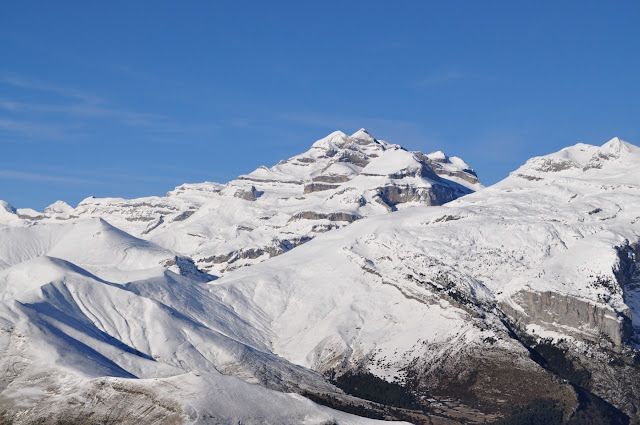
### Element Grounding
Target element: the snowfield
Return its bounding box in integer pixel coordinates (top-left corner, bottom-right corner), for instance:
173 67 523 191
1 132 639 423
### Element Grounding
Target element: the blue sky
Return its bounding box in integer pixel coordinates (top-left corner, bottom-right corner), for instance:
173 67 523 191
1 1 639 210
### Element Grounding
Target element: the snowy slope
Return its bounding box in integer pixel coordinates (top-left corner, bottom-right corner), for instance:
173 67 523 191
0 251 400 424
0 218 177 283
297 138 635 343
1 135 639 423
205 137 640 418
2 129 467 423
1 371 394 425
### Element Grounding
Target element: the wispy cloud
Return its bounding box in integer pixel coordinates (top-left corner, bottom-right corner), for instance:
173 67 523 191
0 97 159 122
0 169 103 184
0 74 160 124
0 118 82 140
0 99 20 111
108 63 210 93
0 73 220 139
2 75 103 104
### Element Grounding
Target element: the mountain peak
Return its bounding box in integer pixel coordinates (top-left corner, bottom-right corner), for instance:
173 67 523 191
44 200 74 216
350 128 375 141
0 200 16 214
426 150 448 162
349 128 378 146
310 130 349 151
600 136 632 156
512 136 639 184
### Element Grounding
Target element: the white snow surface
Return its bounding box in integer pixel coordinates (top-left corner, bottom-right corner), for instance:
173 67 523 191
0 242 395 423
1 133 639 423
207 137 640 373
1 129 480 423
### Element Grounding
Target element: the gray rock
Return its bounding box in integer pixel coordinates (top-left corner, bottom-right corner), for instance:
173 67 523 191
303 183 340 193
502 290 632 349
312 175 351 183
234 185 264 201
288 211 361 223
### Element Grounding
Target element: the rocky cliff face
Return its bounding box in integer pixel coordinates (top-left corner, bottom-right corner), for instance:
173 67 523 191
502 289 633 348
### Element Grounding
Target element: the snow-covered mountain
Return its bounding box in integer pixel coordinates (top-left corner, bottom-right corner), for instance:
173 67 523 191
0 130 478 424
2 129 480 277
1 132 639 424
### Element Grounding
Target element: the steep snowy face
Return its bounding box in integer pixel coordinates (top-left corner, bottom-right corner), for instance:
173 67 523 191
0 129 481 277
491 138 640 345
0 201 21 228
0 213 397 423
208 137 640 418
0 201 15 215
0 254 395 424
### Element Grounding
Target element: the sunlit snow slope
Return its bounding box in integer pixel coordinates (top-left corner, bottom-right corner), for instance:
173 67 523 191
0 223 400 424
208 137 640 420
0 129 480 424
1 134 639 423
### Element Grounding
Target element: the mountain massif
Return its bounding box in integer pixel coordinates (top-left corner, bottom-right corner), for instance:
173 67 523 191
0 130 638 424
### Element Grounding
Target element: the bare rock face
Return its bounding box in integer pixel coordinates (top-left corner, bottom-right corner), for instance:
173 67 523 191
233 185 263 201
617 242 640 345
180 130 481 277
303 183 340 193
161 255 215 281
384 163 440 180
312 175 351 183
502 241 640 352
288 211 361 223
405 341 579 418
171 210 195 222
415 151 481 185
198 236 313 273
502 290 633 348
373 184 468 211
